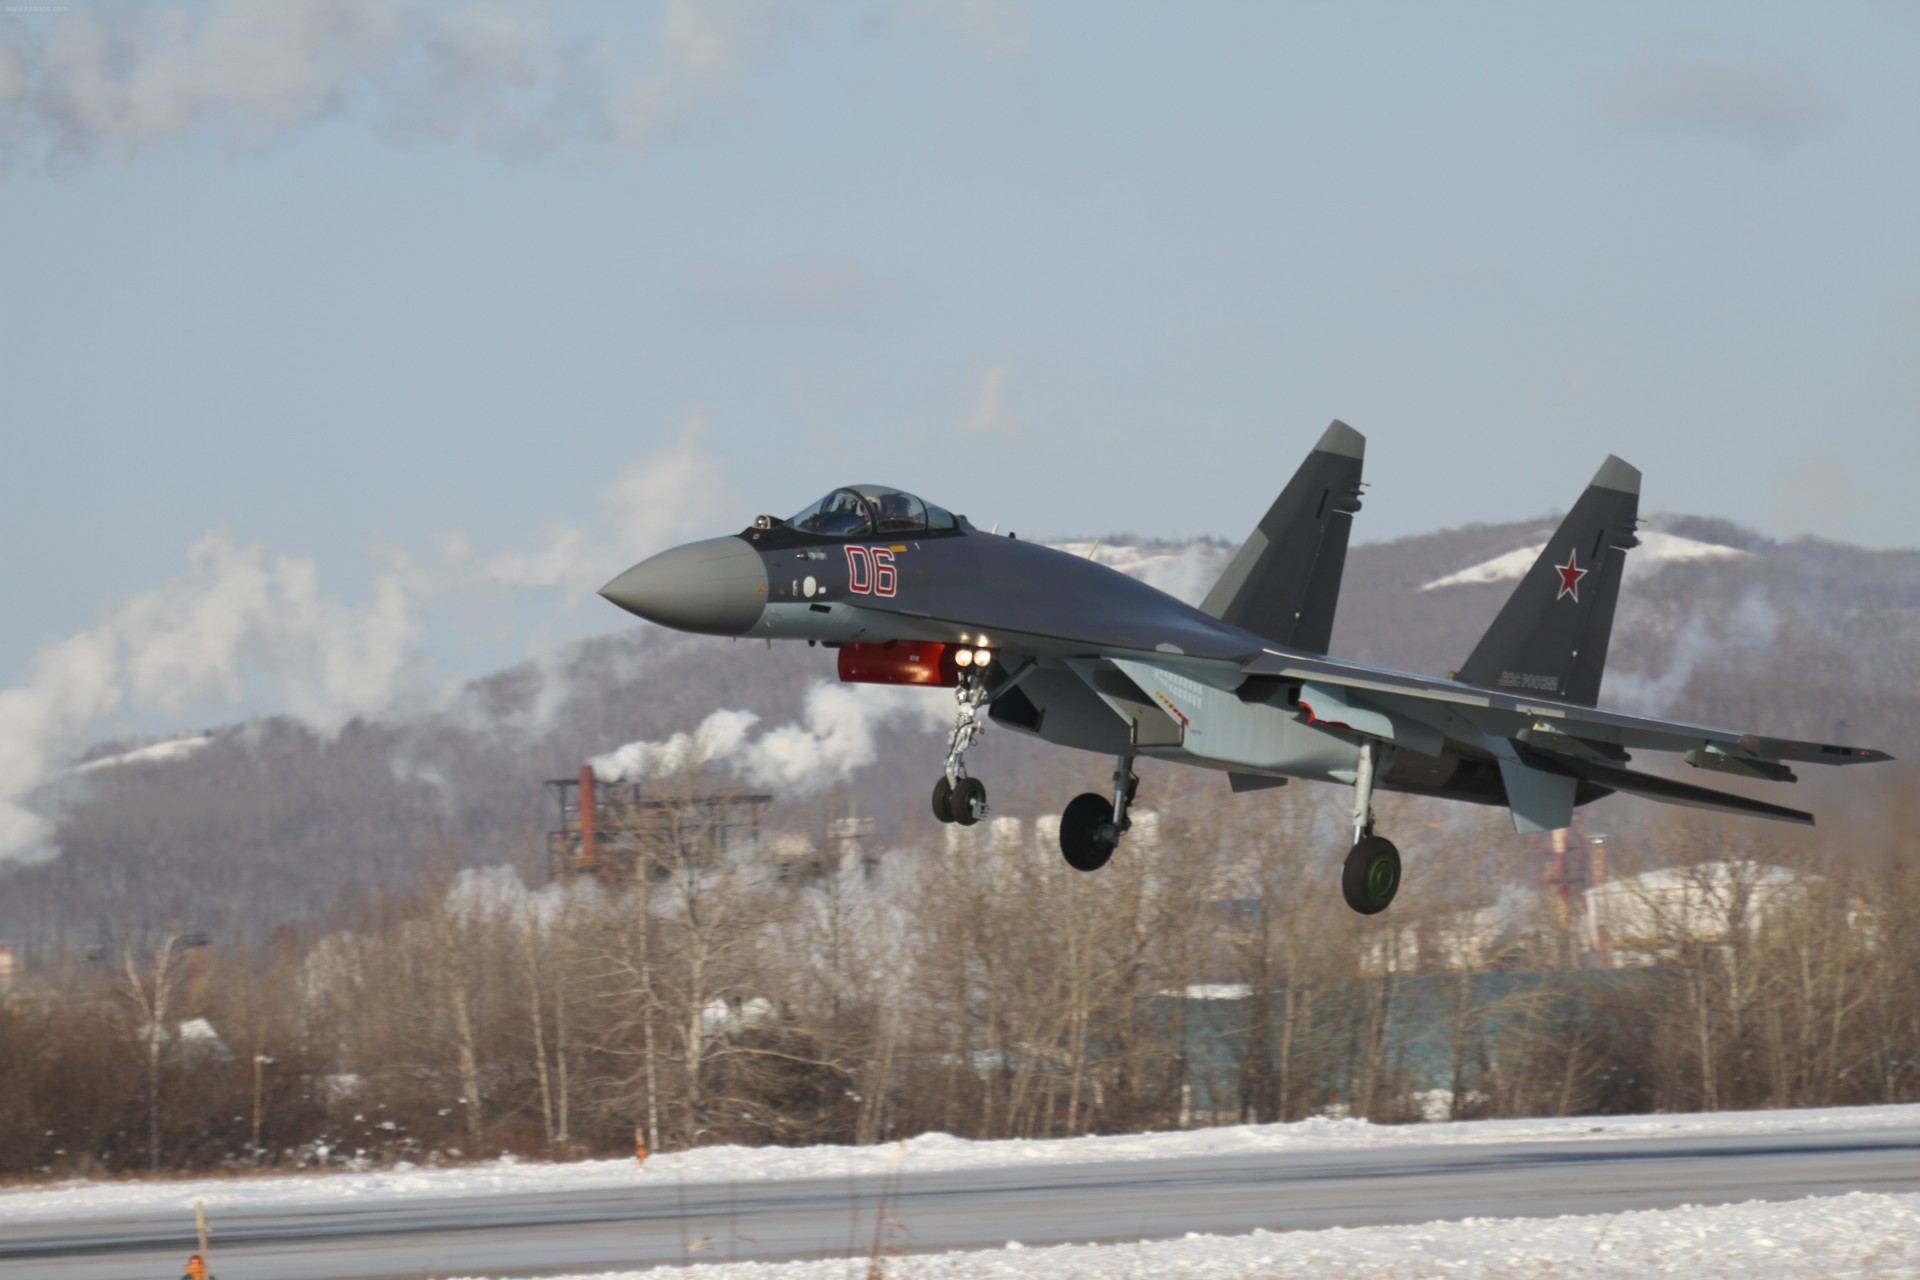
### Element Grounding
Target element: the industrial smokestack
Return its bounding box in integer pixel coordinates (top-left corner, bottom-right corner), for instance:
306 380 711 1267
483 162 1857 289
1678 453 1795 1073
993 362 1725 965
578 763 598 873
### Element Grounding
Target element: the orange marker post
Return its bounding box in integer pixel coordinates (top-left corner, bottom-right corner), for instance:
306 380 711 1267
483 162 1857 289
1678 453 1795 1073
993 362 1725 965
634 1126 648 1167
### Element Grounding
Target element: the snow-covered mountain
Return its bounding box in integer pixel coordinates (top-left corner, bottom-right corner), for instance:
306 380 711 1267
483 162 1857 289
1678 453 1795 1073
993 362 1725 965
5 515 1913 955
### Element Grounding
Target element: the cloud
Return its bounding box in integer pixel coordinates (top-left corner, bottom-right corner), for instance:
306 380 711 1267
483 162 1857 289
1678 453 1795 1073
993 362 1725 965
596 0 810 153
0 0 815 172
392 0 569 155
1595 34 1828 149
671 257 890 327
885 0 1033 67
479 420 731 596
17 1 410 163
964 364 1018 435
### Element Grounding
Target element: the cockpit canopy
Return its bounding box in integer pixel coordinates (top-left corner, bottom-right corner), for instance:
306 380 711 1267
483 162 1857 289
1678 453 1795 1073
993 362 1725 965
786 485 958 537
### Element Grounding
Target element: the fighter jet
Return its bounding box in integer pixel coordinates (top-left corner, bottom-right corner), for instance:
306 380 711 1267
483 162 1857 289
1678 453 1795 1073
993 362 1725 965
599 422 1891 914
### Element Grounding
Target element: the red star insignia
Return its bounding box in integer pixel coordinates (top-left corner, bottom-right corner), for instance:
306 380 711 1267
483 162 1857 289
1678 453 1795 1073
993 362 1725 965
1555 549 1588 602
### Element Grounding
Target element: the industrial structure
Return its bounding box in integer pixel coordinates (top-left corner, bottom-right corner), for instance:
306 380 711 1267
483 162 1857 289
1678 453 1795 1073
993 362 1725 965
546 766 771 886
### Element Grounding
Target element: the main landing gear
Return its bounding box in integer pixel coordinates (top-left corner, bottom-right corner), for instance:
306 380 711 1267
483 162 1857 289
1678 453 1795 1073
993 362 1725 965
1342 740 1401 915
1059 756 1138 872
931 670 989 827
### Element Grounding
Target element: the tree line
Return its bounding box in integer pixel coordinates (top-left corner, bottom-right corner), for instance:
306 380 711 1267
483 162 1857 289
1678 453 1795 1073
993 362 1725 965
2 763 1916 1182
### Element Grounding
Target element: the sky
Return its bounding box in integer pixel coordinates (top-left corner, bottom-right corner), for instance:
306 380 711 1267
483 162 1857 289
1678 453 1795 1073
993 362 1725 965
1 1 1917 838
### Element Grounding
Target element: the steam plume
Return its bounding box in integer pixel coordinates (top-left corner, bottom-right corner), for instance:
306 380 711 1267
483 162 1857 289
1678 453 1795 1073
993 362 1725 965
0 530 417 866
1605 589 1782 713
0 426 730 868
590 683 946 793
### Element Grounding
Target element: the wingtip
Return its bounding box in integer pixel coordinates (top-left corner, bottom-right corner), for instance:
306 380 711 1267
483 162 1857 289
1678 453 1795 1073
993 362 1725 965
1317 419 1365 459
1591 454 1640 496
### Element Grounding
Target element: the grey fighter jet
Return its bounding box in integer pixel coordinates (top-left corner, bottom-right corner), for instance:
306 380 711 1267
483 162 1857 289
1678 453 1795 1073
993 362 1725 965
600 423 1891 914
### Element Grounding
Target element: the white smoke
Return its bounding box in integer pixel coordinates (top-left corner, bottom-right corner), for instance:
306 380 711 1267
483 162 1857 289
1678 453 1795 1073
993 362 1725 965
590 682 946 793
0 425 731 869
590 707 761 783
0 0 814 172
1605 589 1782 714
0 529 419 866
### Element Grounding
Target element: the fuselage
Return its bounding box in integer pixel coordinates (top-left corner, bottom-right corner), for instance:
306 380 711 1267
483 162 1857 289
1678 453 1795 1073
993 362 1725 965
600 510 1562 813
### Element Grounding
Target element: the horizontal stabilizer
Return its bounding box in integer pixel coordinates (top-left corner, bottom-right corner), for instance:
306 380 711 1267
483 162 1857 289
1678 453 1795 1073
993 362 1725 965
1541 753 1814 826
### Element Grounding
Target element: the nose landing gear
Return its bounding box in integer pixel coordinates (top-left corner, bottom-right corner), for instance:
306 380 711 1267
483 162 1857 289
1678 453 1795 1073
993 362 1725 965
1342 740 1401 915
931 670 990 826
1059 756 1137 872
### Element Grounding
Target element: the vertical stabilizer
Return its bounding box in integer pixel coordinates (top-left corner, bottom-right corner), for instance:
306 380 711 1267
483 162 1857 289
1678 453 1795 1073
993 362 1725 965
1455 456 1641 706
1200 420 1365 654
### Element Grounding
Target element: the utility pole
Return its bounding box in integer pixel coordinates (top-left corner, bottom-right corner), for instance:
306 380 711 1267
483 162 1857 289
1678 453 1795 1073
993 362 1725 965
252 1054 275 1166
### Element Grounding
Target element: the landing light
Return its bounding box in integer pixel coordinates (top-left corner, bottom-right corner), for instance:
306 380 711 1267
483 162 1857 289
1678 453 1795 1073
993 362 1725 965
955 648 974 668
972 648 993 667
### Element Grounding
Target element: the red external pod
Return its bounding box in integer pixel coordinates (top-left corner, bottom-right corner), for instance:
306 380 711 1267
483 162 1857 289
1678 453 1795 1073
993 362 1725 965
837 640 960 686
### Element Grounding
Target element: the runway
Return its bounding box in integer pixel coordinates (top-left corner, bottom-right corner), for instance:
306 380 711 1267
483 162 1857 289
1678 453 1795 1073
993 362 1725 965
6 1120 1918 1279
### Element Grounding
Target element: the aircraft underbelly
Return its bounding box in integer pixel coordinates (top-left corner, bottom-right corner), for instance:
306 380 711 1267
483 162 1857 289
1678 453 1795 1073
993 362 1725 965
994 666 1135 755
1170 704 1361 780
995 658 1363 783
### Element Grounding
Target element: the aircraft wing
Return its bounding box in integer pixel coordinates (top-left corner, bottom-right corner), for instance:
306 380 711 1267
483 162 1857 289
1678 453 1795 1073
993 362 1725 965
1221 645 1889 827
1239 646 1889 767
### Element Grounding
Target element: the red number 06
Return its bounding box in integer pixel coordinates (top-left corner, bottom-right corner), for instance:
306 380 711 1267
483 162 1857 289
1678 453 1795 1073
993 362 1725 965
844 546 898 598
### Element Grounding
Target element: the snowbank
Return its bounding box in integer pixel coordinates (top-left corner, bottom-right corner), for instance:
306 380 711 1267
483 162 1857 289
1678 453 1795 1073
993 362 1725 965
4 1101 1918 1225
448 1191 1920 1278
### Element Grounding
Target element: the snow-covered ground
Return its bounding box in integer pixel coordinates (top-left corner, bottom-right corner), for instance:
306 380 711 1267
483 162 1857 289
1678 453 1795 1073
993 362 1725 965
4 1102 1918 1225
72 734 214 772
439 1192 1920 1279
1421 531 1748 591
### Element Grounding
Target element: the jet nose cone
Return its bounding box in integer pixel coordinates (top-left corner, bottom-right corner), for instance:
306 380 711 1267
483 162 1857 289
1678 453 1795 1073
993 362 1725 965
600 536 767 636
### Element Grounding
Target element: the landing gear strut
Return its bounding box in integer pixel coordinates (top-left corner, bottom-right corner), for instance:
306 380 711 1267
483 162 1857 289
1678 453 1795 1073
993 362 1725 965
1342 740 1401 915
1059 756 1137 872
931 670 990 827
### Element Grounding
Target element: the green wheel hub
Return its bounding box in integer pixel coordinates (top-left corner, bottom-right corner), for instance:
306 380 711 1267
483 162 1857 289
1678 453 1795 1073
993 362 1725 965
1365 852 1398 900
1342 836 1402 915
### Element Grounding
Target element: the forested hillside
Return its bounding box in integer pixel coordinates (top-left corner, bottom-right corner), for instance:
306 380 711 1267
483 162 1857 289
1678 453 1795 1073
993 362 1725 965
3 514 1917 1181
2 513 1914 962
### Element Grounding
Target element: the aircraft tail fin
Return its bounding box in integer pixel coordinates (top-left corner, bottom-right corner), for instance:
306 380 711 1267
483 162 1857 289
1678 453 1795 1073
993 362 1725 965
1455 456 1641 706
1200 420 1365 654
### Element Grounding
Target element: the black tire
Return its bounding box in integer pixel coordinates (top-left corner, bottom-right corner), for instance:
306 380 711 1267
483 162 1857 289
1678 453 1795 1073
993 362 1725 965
952 777 986 827
1059 792 1118 872
931 776 956 824
1342 836 1402 915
